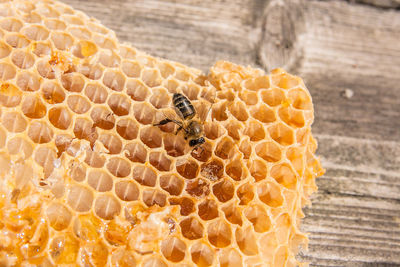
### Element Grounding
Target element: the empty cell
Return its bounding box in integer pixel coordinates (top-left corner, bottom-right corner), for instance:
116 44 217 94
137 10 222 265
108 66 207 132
93 34 117 50
85 150 105 168
175 69 192 82
271 163 297 189
137 55 156 67
11 50 34 69
176 158 199 179
244 205 271 233
255 141 282 162
7 136 33 159
103 70 125 92
139 126 162 148
132 165 157 187
225 121 242 141
49 107 72 129
2 112 27 133
237 183 254 205
207 220 232 248
186 178 210 198
73 117 97 143
80 241 109 267
244 120 266 141
161 236 186 262
126 79 149 101
198 199 218 220
157 62 175 78
21 95 46 119
235 227 258 255
34 146 56 177
46 202 72 231
122 60 141 78
99 133 123 154
49 233 80 264
250 104 276 123
55 134 73 157
87 169 113 193
87 21 109 34
149 89 170 109
244 75 270 91
239 90 258 105
164 78 180 93
249 159 268 182
44 18 66 30
42 81 65 103
273 73 300 89
62 14 84 25
5 33 30 48
132 103 156 125
160 174 184 196
78 63 103 80
106 157 131 178
228 101 249 121
0 62 16 80
60 73 84 92
180 217 204 240
288 88 312 110
116 118 138 140
169 197 195 216
124 142 147 163
69 162 86 182
200 158 224 181
67 95 91 114
108 93 131 116
222 203 242 226
204 121 224 140
268 123 294 146
115 180 139 201
287 147 305 175
149 151 171 172
37 59 55 79
17 71 40 92
0 40 11 58
142 189 166 207
217 89 235 101
215 137 235 160
22 25 49 41
68 26 92 40
219 248 243 267
0 18 23 32
190 242 214 266
28 121 53 143
31 41 51 57
163 134 186 157
261 88 285 107
84 83 108 104
257 181 284 208
35 3 60 17
0 83 22 107
0 153 10 176
119 45 137 59
239 139 252 159
213 179 234 203
99 50 121 68
211 101 228 121
51 31 74 50
90 106 115 130
67 185 93 212
278 106 305 128
94 194 121 220
181 84 200 101
226 159 244 181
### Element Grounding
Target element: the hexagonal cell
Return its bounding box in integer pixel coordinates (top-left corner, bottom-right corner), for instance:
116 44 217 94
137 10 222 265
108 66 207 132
103 70 125 92
142 189 166 207
214 137 235 160
149 151 171 172
2 111 27 133
94 194 121 220
153 173 180 197
72 213 102 241
90 106 115 130
73 117 97 143
48 107 72 130
46 202 72 231
243 75 270 91
116 118 139 140
37 59 55 79
157 62 175 78
185 178 210 198
237 183 254 205
126 79 149 101
211 101 228 121
222 203 242 226
122 60 141 78
78 63 103 80
261 88 285 107
0 62 16 80
42 81 65 103
11 50 35 69
80 241 109 267
288 88 312 110
278 106 305 128
6 136 33 159
243 120 265 142
21 95 46 119
213 179 234 203
133 102 156 125
273 73 300 90
110 248 137 266
22 25 49 41
235 227 258 255
132 165 157 187
124 142 147 163
0 17 23 32
50 32 74 50
115 180 139 202
54 134 73 157
198 199 218 220
190 242 214 266
258 232 278 261
99 133 123 154
164 78 180 93
271 163 297 189
219 248 243 267
225 121 243 141
255 141 282 162
163 134 186 157
0 83 22 107
200 158 224 181
191 142 212 163
207 220 232 248
87 170 113 192
69 162 86 182
149 89 170 109
118 46 137 60
250 104 276 123
287 147 305 175
67 95 90 114
99 50 121 68
176 158 199 179
217 89 235 101
161 236 186 263
204 121 224 140
0 40 11 59
169 197 195 216
28 121 53 143
93 34 117 50
107 93 131 116
239 90 258 105
139 126 162 148
34 146 56 178
244 204 271 233
106 157 131 178
44 18 67 30
69 26 92 40
226 159 244 181
249 159 268 182
257 181 284 208
5 33 30 48
239 139 252 159
72 40 98 58
228 101 249 121
84 83 108 104
49 233 80 264
85 150 106 168
179 217 204 240
67 184 94 212
268 123 294 146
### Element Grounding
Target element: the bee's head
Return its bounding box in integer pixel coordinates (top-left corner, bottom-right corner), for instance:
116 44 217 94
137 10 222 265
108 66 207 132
189 137 205 147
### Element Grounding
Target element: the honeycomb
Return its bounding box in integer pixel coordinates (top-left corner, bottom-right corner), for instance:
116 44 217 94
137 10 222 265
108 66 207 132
0 0 324 266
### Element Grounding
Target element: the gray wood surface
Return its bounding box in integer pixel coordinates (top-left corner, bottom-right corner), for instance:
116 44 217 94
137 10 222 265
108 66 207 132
65 0 400 266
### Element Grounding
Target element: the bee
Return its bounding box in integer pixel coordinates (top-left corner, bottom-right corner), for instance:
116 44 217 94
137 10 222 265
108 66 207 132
154 93 207 149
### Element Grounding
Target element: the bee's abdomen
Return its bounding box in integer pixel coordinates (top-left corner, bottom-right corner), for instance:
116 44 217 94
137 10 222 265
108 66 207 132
173 93 196 119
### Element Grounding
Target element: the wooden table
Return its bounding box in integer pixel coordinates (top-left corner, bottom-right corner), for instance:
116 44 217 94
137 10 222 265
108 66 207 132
66 0 400 265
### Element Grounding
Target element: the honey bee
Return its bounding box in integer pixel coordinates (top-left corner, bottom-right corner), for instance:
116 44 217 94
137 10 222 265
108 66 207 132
154 93 208 149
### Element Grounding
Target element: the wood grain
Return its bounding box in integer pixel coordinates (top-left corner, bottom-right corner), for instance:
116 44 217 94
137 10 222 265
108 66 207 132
65 0 400 265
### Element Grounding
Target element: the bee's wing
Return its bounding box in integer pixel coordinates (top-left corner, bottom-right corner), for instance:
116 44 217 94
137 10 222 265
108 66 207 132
194 100 213 123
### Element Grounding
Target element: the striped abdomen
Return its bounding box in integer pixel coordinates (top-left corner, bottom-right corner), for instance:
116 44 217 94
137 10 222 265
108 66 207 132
173 93 196 119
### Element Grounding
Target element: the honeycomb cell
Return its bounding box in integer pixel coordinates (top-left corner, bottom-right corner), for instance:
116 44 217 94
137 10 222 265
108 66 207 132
122 60 141 78
22 25 49 40
237 183 254 205
250 104 276 123
126 79 149 101
44 18 67 30
226 159 244 181
132 165 157 187
207 220 232 248
142 257 167 267
273 73 300 89
213 179 234 203
63 15 84 25
99 133 123 154
46 202 72 231
115 180 139 201
34 146 56 178
274 246 289 267
67 95 91 114
201 158 224 181
133 102 156 125
37 59 55 79
149 151 171 171
235 227 258 255
0 40 11 58
91 106 115 130
191 142 212 162
73 117 97 143
212 101 228 121
0 62 16 80
176 158 199 179
94 194 121 220
142 189 166 207
257 181 284 208
108 93 131 116
239 138 252 159
158 62 175 78
239 89 258 105
271 163 297 189
69 162 87 182
87 170 113 192
243 75 270 91
225 121 242 141
149 89 170 108
244 120 265 141
287 147 305 175
6 136 33 159
261 88 285 107
198 199 218 220
180 217 204 240
21 95 46 119
288 88 312 110
268 123 294 146
0 18 23 32
103 70 125 91
111 249 136 266
42 81 65 103
51 31 74 50
80 241 109 267
93 34 117 50
160 174 184 196
222 203 242 226
229 101 249 121
164 78 180 93
78 63 103 80
0 128 5 148
255 141 282 162
142 69 162 88
116 118 138 140
106 157 131 178
249 159 268 182
28 121 53 143
124 142 147 163
85 150 106 168
48 107 72 129
190 242 214 266
161 236 186 263
0 83 22 107
5 33 30 48
49 233 79 264
219 248 243 267
244 205 271 233
99 50 120 68
2 111 27 133
84 83 108 104
11 50 35 69
279 106 305 128
169 197 195 216
14 163 32 189
67 185 94 212
69 27 92 40
163 135 186 157
215 137 235 160
140 126 162 148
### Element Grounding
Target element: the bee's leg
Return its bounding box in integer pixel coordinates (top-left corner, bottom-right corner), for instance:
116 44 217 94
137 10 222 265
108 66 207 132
175 125 183 135
192 144 204 154
153 118 173 126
